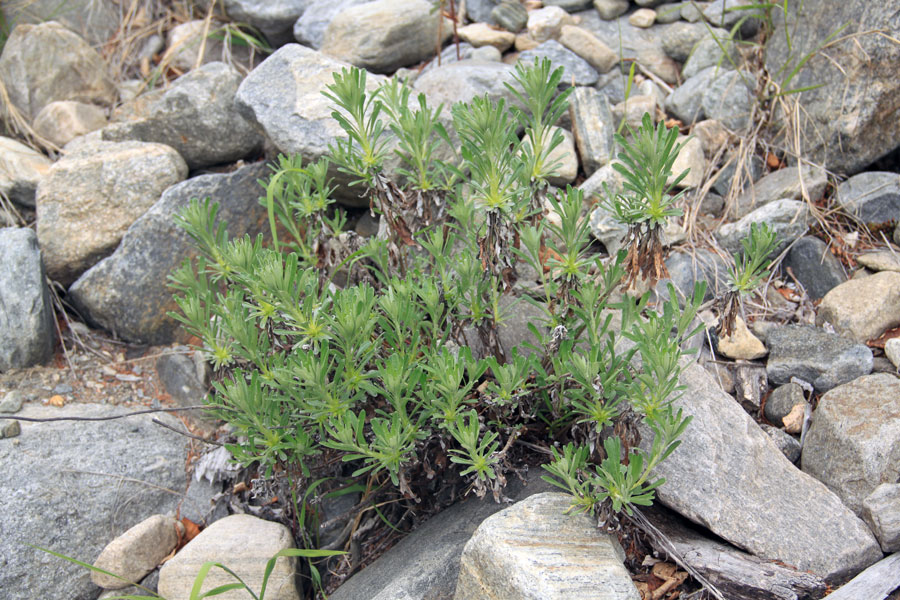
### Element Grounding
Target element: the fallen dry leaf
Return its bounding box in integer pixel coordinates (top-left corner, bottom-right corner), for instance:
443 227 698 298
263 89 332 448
48 395 65 407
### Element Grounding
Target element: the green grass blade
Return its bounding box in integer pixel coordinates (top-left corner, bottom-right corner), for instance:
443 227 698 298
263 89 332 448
29 545 163 598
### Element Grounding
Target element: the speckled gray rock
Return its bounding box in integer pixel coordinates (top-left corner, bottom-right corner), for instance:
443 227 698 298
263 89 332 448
735 164 828 218
0 390 25 413
682 33 738 78
569 86 615 176
224 0 312 45
293 0 373 49
660 22 712 61
68 162 272 345
761 424 801 463
701 68 754 131
862 484 900 552
92 515 183 590
102 62 263 170
36 140 188 286
664 66 717 124
716 199 811 255
658 248 729 304
764 382 808 428
1 0 120 47
816 272 900 343
415 60 517 107
654 2 685 23
0 228 54 371
644 362 882 583
702 0 761 36
454 493 640 600
765 3 900 174
0 21 116 120
781 236 846 301
593 0 629 20
466 0 500 23
519 40 599 87
0 136 51 209
491 1 528 33
712 149 764 197
321 0 450 73
765 325 872 393
159 515 300 600
835 172 900 225
802 373 900 515
0 403 189 600
33 100 107 148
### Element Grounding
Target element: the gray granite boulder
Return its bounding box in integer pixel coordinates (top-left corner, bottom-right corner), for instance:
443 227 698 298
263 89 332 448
765 2 900 174
36 140 188 286
862 484 900 552
0 228 54 371
321 0 450 73
765 324 872 393
293 0 373 49
223 0 312 45
103 62 263 169
644 361 882 583
0 21 116 120
68 162 272 345
716 199 811 255
834 171 900 225
802 373 900 515
518 40 599 86
454 493 641 600
781 236 846 301
0 136 51 208
816 272 900 343
0 403 190 600
414 60 517 107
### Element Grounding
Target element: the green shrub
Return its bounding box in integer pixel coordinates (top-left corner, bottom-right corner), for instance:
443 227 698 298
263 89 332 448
169 58 704 545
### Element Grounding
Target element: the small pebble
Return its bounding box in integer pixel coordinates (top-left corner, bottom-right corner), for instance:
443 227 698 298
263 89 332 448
628 8 657 28
0 419 21 438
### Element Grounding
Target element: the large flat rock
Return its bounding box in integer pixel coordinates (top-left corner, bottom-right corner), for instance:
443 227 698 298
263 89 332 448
643 362 882 583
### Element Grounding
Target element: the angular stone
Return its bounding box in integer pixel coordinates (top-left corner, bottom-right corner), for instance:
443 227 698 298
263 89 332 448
733 362 768 415
764 382 808 428
519 40 599 87
293 0 372 49
579 163 623 205
645 362 882 583
1 0 120 46
0 390 25 413
802 373 900 515
102 62 263 170
612 94 656 131
712 148 764 197
158 514 300 600
223 0 312 46
691 119 729 157
735 164 828 219
857 251 900 273
545 127 578 187
33 101 107 148
0 228 54 371
628 8 657 28
862 483 900 552
669 135 704 189
660 22 711 62
702 0 761 36
0 403 189 600
593 0 629 20
569 86 615 176
458 23 515 52
682 33 738 79
559 25 617 74
36 140 188 286
163 20 225 73
781 236 847 301
717 316 767 361
817 272 900 343
716 199 810 256
543 0 593 10
765 324 872 393
93 515 183 589
0 418 21 438
321 0 450 73
527 6 574 43
665 66 717 125
415 60 517 107
68 162 272 345
0 21 116 120
765 3 900 174
701 69 754 131
835 172 900 225
491 1 528 33
0 136 51 208
466 0 500 23
659 248 728 304
454 493 640 600
576 11 679 83
761 424 801 463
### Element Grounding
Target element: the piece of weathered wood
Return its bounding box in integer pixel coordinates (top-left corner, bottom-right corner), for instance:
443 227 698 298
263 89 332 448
823 553 900 600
